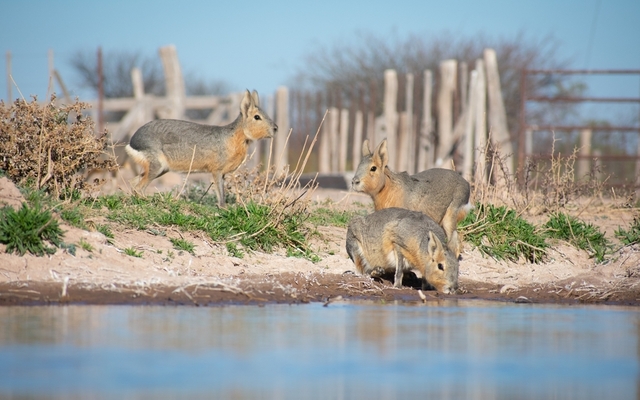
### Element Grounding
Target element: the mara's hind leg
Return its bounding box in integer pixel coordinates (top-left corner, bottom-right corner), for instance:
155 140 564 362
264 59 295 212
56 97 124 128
392 246 405 288
133 154 166 193
210 171 225 207
442 205 462 259
345 237 369 275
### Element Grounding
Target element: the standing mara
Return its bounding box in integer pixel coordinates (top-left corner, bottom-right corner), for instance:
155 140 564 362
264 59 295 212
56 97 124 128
126 90 277 207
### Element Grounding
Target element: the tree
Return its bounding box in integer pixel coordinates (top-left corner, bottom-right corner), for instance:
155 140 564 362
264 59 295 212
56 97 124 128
69 49 229 98
69 49 165 98
291 30 582 146
68 49 230 120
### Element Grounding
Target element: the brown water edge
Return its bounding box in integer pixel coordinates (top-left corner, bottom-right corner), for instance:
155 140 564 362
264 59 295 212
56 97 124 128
2 272 640 307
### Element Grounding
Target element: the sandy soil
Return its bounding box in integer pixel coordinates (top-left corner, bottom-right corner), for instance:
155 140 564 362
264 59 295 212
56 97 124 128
1 175 640 306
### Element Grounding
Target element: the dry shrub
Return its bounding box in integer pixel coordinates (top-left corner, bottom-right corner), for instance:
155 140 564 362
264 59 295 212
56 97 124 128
229 133 320 212
0 95 117 197
472 136 609 216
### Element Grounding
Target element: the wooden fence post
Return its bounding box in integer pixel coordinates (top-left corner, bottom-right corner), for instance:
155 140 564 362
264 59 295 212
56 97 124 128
474 59 487 184
463 70 477 181
274 86 290 175
417 69 434 171
158 45 185 119
398 73 415 173
352 109 364 170
318 107 332 173
338 108 349 172
437 60 457 166
577 128 592 181
484 48 513 176
460 62 468 115
383 69 399 170
329 107 339 172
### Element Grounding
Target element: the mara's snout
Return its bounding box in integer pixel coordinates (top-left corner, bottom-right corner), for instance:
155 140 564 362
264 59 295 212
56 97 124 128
270 123 278 138
351 176 362 191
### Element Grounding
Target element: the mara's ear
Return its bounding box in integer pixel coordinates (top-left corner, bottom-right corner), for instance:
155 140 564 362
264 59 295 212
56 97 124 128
373 139 389 168
427 231 442 257
251 90 260 107
241 89 253 118
362 139 372 157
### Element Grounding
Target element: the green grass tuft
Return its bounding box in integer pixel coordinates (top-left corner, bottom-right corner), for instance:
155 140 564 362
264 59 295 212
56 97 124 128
460 203 548 263
226 242 244 258
124 247 143 258
170 237 195 255
615 216 640 246
79 238 94 252
0 203 64 256
307 206 369 228
101 193 316 261
544 212 611 262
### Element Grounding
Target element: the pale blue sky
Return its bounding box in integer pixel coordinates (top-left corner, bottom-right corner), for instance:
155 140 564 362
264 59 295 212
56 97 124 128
1 0 639 102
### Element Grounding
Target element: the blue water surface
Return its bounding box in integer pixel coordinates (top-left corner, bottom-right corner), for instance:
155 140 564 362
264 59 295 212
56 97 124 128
0 300 638 399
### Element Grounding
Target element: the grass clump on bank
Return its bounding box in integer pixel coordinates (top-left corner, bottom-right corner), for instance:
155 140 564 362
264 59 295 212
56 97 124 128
88 192 315 260
544 212 611 263
461 203 548 263
615 216 640 246
0 203 64 256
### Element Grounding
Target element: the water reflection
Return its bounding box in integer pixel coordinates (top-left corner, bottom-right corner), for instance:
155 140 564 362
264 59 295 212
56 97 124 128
0 300 638 399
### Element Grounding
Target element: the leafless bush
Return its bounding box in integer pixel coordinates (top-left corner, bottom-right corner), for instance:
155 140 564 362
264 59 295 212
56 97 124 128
0 95 118 197
472 138 609 215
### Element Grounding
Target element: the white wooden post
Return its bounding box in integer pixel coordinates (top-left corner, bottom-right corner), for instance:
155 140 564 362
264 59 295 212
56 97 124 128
158 45 185 119
484 48 513 175
398 73 415 173
578 128 592 181
417 69 434 171
383 69 399 170
463 70 478 181
352 109 364 170
474 59 487 184
338 108 349 172
274 86 290 176
328 107 339 172
460 62 468 114
319 107 332 173
437 60 457 166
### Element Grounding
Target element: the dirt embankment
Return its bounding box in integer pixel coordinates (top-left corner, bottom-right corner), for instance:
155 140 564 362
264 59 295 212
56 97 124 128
1 176 639 306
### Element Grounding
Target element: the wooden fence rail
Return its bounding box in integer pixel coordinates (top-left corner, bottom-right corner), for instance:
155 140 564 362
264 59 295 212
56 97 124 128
80 45 512 188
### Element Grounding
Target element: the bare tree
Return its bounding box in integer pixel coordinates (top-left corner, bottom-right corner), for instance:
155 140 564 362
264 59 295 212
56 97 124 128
69 49 165 98
291 30 583 144
69 49 229 99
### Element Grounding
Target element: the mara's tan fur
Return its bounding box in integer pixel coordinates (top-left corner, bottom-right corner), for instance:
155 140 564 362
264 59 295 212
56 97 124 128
351 139 471 258
125 90 277 206
346 208 459 294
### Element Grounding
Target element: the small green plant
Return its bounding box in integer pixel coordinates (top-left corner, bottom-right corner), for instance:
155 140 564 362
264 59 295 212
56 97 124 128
60 207 87 229
615 216 640 246
0 203 64 256
78 238 94 252
124 247 143 258
60 242 76 256
96 224 114 239
226 242 244 258
100 192 317 261
544 212 611 262
460 203 548 263
170 237 195 255
287 247 321 262
308 206 369 228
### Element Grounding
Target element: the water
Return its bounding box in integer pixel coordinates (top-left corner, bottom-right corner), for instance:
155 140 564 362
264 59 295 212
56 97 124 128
0 300 638 399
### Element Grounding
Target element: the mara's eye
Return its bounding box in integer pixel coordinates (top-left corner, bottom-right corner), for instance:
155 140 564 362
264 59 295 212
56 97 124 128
437 263 444 271
254 115 261 120
370 166 377 172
